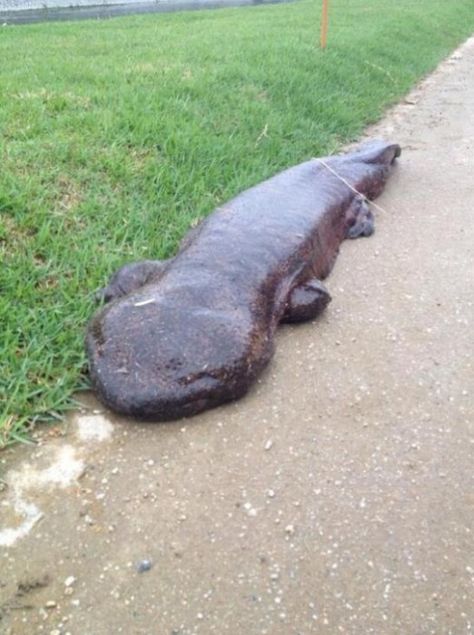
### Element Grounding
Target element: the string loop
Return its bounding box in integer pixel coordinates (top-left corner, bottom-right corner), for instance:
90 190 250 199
316 158 389 215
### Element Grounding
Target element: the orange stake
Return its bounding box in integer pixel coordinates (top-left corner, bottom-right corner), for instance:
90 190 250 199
320 0 329 49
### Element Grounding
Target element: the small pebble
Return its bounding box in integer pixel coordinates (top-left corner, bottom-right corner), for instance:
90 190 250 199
45 601 57 609
137 559 153 573
64 576 76 587
264 440 273 451
285 524 295 535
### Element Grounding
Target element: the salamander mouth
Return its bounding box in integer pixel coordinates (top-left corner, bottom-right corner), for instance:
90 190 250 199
94 364 253 421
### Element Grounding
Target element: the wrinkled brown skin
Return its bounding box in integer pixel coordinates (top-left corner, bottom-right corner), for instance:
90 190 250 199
86 140 401 421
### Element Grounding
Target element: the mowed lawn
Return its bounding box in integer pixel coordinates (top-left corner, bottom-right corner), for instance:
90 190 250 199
1 0 473 444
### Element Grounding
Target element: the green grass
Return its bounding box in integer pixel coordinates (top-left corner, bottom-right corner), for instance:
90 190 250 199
1 0 473 445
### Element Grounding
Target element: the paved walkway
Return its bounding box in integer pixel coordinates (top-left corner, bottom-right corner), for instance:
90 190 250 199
0 0 288 25
0 0 277 10
1 37 473 635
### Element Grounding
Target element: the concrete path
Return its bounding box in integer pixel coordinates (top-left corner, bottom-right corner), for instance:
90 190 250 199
1 37 474 635
0 0 289 26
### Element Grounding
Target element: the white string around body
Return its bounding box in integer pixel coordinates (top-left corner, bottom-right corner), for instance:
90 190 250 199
316 158 390 215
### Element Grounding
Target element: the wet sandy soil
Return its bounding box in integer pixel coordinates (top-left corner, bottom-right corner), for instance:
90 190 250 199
1 37 473 635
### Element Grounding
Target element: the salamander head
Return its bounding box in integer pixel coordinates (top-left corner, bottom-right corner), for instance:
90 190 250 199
86 296 272 421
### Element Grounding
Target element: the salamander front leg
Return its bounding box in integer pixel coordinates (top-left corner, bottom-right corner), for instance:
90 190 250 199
95 259 171 303
346 196 375 239
281 278 331 324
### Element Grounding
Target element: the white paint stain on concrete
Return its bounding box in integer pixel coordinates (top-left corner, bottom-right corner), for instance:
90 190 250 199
0 499 43 549
76 413 114 442
0 445 85 548
0 414 115 548
12 445 85 490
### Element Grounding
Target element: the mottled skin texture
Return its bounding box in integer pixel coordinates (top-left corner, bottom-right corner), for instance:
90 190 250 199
86 140 401 420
